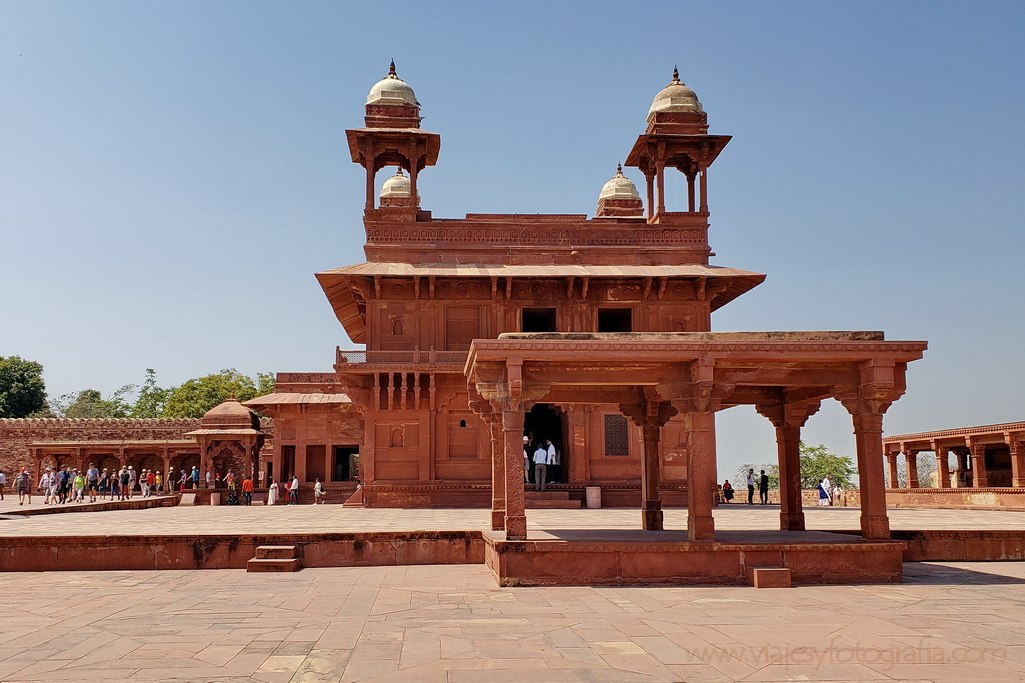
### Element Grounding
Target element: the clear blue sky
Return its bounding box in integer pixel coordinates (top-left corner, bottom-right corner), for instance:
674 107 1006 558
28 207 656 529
2 1 1024 479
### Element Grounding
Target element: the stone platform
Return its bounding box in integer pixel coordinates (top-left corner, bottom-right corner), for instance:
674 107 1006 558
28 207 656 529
483 529 905 587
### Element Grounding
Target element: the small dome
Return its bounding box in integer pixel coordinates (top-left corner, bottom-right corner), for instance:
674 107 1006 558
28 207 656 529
599 164 640 201
648 66 703 117
380 168 412 198
201 396 258 429
366 61 418 107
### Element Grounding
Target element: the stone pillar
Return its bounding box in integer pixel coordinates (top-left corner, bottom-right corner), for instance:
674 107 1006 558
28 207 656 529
489 419 506 531
645 173 654 220
640 423 663 531
699 167 709 213
501 408 527 540
850 411 890 539
905 450 919 488
886 452 899 489
776 425 804 530
934 444 950 488
656 160 666 215
685 410 716 541
969 440 989 488
1010 439 1025 488
686 171 696 212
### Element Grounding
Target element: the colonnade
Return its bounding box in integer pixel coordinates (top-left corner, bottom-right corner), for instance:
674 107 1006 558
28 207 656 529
885 435 1025 489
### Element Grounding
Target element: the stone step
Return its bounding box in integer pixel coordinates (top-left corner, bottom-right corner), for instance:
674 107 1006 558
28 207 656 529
526 500 582 509
247 558 301 573
255 545 297 560
748 566 791 588
524 490 572 500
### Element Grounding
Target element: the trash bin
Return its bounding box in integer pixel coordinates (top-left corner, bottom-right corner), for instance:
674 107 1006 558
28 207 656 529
585 486 601 509
210 492 221 506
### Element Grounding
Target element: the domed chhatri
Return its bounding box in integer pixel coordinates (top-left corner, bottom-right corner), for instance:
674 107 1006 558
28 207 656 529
379 168 419 207
366 60 418 107
596 163 644 218
200 396 259 429
598 163 641 201
648 66 703 118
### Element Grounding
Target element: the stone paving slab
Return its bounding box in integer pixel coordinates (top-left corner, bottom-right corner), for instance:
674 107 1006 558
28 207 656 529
0 503 1023 538
0 562 1024 682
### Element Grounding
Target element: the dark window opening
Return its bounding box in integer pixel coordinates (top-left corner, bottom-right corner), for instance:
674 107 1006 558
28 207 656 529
458 419 467 428
522 307 557 332
333 446 360 482
598 308 632 332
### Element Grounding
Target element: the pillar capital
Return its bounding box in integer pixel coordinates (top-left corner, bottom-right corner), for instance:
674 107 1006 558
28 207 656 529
755 400 821 429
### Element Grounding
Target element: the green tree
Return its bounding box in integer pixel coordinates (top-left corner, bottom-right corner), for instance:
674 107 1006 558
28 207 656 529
51 386 135 418
255 372 275 397
798 441 856 489
130 369 171 418
163 369 263 418
0 356 48 417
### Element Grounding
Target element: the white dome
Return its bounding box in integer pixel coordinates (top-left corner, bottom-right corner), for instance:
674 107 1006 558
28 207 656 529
380 168 413 198
648 67 703 117
366 61 418 107
599 164 640 201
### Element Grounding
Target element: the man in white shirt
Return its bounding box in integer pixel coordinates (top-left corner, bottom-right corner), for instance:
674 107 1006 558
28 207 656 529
523 436 531 484
545 440 559 484
533 444 548 492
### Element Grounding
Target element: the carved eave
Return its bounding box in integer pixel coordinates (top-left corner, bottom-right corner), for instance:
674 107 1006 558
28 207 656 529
345 128 441 171
315 272 368 343
625 134 732 174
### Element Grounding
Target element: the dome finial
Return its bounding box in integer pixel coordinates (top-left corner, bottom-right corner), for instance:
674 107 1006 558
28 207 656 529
388 59 397 77
616 162 623 176
672 65 680 83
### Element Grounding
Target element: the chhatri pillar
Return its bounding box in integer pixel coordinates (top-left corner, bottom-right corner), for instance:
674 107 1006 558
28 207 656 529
621 396 678 531
905 450 919 488
968 438 989 488
841 375 899 541
488 417 506 530
886 451 899 489
757 400 821 531
500 406 526 540
1006 435 1025 488
684 408 717 541
933 442 951 488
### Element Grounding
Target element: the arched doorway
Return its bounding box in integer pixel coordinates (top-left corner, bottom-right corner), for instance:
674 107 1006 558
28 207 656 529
524 404 566 484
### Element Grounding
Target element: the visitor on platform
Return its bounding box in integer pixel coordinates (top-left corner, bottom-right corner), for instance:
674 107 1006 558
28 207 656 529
226 471 239 505
38 468 51 504
205 469 212 489
110 470 120 500
759 469 769 505
268 478 278 505
533 442 549 492
522 436 531 484
722 479 734 503
139 470 150 498
146 469 156 496
289 475 300 504
242 474 253 506
166 467 174 494
314 478 325 504
746 468 755 505
86 463 99 503
190 466 200 489
58 466 71 504
822 475 832 506
817 478 832 506
119 467 131 501
545 439 559 484
72 469 86 503
127 466 137 499
178 469 187 492
0 469 6 500
832 482 844 507
98 469 110 500
15 467 32 505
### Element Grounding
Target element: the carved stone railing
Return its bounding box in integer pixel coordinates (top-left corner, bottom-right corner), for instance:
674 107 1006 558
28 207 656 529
335 348 468 367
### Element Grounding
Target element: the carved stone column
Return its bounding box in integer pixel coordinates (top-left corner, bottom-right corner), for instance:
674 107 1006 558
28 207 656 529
886 452 899 489
851 411 891 539
488 418 506 530
641 423 663 531
905 450 919 488
501 408 527 540
969 439 989 488
685 409 716 541
1007 436 1025 488
933 443 950 489
757 401 820 532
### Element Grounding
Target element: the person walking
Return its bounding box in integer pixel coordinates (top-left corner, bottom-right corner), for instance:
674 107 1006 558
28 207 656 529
721 479 734 503
746 468 755 505
146 469 156 497
190 466 200 490
268 478 278 506
289 475 300 505
758 469 769 505
314 478 325 504
242 475 253 506
39 469 53 505
533 442 548 492
0 469 6 500
545 439 559 484
178 469 187 492
119 467 131 501
86 463 99 503
154 470 162 495
817 478 832 506
522 436 531 485
72 470 86 503
15 468 32 505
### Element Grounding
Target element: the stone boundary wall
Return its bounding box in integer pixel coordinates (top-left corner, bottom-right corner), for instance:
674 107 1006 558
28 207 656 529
0 418 276 474
887 488 1025 510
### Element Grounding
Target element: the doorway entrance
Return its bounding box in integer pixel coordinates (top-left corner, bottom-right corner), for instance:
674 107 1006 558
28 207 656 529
333 446 360 482
524 403 566 484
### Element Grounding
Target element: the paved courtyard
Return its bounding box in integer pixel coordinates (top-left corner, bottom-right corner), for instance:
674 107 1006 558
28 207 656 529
1 561 1024 682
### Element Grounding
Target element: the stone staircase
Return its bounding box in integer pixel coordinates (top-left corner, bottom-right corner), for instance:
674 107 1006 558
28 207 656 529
246 545 301 573
525 490 581 509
